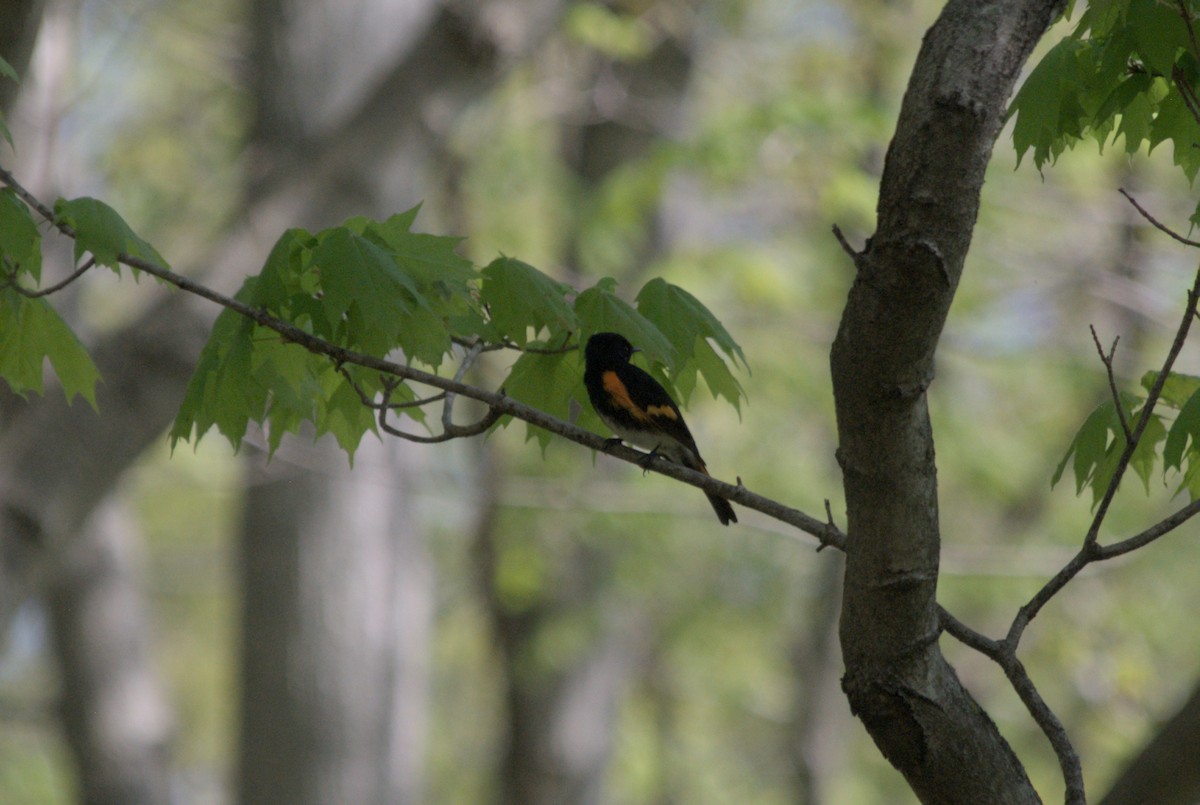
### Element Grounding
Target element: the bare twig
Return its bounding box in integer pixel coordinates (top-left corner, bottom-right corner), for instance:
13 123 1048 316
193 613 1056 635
1001 655 1086 805
336 367 447 411
1 256 97 297
441 339 485 432
1090 325 1130 440
1097 495 1200 559
831 223 863 268
1119 187 1200 248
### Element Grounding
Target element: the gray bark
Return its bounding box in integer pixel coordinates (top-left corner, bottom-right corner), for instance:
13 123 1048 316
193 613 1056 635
830 2 1065 802
236 437 434 805
0 0 44 111
234 3 564 804
44 498 174 805
1099 682 1200 805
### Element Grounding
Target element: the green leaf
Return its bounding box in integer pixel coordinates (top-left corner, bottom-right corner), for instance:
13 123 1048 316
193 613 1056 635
0 188 42 283
170 293 262 451
1140 370 1200 409
0 288 99 407
1149 87 1200 182
1129 408 1166 492
502 349 585 452
480 256 578 346
690 336 745 413
1053 397 1120 493
0 56 16 82
54 196 169 271
635 278 747 369
1128 0 1190 75
1009 38 1088 169
314 227 416 356
1164 387 1200 472
575 279 675 368
319 376 379 460
635 278 747 408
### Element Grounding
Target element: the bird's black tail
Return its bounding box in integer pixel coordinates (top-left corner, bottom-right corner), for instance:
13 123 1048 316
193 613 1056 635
706 492 737 526
682 453 737 526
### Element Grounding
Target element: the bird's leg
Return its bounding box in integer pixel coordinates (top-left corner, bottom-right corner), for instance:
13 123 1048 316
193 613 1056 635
637 447 661 473
602 436 624 451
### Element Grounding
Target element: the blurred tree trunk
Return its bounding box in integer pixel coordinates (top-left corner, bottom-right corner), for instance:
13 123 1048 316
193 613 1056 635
471 18 697 805
44 498 174 805
1 2 562 804
1098 683 1200 805
786 555 846 805
237 437 434 805
0 0 44 111
235 2 564 804
829 1 1063 802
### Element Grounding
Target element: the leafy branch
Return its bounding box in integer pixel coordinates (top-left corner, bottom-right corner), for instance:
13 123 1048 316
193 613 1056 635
940 192 1200 805
0 165 842 545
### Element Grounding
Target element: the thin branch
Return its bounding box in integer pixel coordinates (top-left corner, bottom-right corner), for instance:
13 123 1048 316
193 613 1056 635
937 262 1200 801
1174 64 1200 126
442 339 485 432
336 366 446 410
0 166 56 221
831 223 863 267
1093 279 1199 548
1119 187 1200 248
0 166 843 546
2 256 97 297
1090 325 1130 440
1004 268 1200 648
1001 655 1085 805
1097 495 1200 559
1180 0 1200 63
937 606 1000 657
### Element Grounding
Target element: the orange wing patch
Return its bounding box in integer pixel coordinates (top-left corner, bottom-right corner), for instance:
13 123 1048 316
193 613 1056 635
645 404 678 420
602 371 650 422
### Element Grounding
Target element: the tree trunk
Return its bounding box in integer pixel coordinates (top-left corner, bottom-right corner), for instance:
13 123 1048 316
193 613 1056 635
829 2 1064 802
44 497 174 805
236 436 433 805
1098 682 1200 805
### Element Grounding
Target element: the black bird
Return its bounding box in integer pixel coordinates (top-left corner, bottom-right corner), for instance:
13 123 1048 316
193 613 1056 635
583 332 737 525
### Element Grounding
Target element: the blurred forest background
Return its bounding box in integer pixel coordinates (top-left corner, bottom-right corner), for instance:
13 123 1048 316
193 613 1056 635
2 0 1200 803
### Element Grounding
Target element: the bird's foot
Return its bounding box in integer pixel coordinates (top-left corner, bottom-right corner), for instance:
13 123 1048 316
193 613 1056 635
637 448 661 474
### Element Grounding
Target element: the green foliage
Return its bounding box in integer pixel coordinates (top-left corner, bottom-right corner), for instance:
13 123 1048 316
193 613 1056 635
54 196 170 272
0 55 15 148
0 288 100 407
1051 371 1200 502
0 181 744 461
0 188 41 283
0 191 101 406
480 256 578 346
1025 5 1200 503
1143 371 1200 498
166 209 744 459
563 2 654 60
1009 0 1200 199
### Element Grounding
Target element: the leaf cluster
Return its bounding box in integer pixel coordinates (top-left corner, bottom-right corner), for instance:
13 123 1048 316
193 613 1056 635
1055 370 1200 502
1010 1 1200 217
0 185 746 462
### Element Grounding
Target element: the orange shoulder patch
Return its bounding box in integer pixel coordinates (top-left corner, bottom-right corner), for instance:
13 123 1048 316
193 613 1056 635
602 371 650 421
645 404 678 420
